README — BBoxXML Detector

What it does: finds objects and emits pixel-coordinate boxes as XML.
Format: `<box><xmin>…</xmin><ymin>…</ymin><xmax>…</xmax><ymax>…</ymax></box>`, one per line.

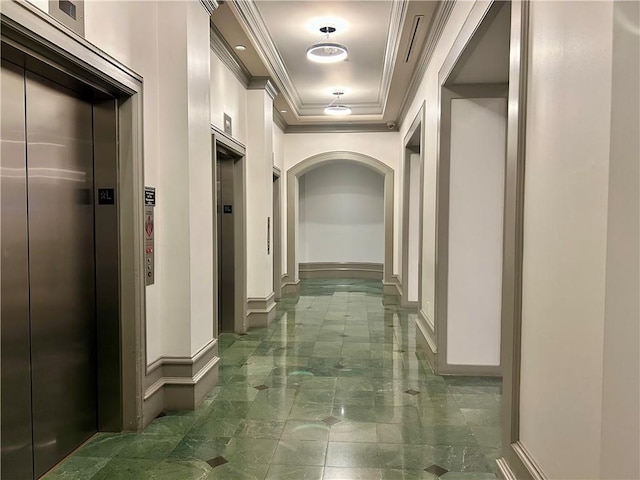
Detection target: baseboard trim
<box><xmin>512</xmin><ymin>441</ymin><xmax>547</xmax><ymax>480</ymax></box>
<box><xmin>299</xmin><ymin>262</ymin><xmax>383</xmax><ymax>280</ymax></box>
<box><xmin>281</xmin><ymin>275</ymin><xmax>300</xmax><ymax>295</ymax></box>
<box><xmin>247</xmin><ymin>293</ymin><xmax>277</xmax><ymax>328</ymax></box>
<box><xmin>497</xmin><ymin>457</ymin><xmax>518</xmax><ymax>480</ymax></box>
<box><xmin>143</xmin><ymin>339</ymin><xmax>219</xmax><ymax>426</ymax></box>
<box><xmin>383</xmin><ymin>275</ymin><xmax>402</xmax><ymax>304</ymax></box>
<box><xmin>437</xmin><ymin>362</ymin><xmax>502</xmax><ymax>377</ymax></box>
<box><xmin>415</xmin><ymin>310</ymin><xmax>437</xmax><ymax>371</ymax></box>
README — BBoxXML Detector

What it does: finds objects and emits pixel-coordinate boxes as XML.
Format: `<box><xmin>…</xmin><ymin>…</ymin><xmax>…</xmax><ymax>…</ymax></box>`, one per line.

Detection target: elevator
<box><xmin>216</xmin><ymin>149</ymin><xmax>236</xmax><ymax>333</ymax></box>
<box><xmin>1</xmin><ymin>48</ymin><xmax>121</xmax><ymax>479</ymax></box>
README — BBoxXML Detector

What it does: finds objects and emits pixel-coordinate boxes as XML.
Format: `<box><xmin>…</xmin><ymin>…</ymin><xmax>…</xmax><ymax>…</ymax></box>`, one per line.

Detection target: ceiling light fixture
<box><xmin>307</xmin><ymin>26</ymin><xmax>348</xmax><ymax>64</ymax></box>
<box><xmin>234</xmin><ymin>45</ymin><xmax>246</xmax><ymax>51</ymax></box>
<box><xmin>324</xmin><ymin>91</ymin><xmax>352</xmax><ymax>116</ymax></box>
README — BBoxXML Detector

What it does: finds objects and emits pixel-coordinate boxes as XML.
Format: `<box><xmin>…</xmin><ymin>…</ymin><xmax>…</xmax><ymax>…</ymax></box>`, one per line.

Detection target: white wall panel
<box><xmin>83</xmin><ymin>0</ymin><xmax>164</xmax><ymax>361</ymax></box>
<box><xmin>284</xmin><ymin>132</ymin><xmax>400</xmax><ymax>274</ymax></box>
<box><xmin>399</xmin><ymin>0</ymin><xmax>476</xmax><ymax>326</ymax></box>
<box><xmin>519</xmin><ymin>2</ymin><xmax>613</xmax><ymax>477</ymax></box>
<box><xmin>299</xmin><ymin>162</ymin><xmax>384</xmax><ymax>263</ymax></box>
<box><xmin>210</xmin><ymin>53</ymin><xmax>247</xmax><ymax>145</ymax></box>
<box><xmin>446</xmin><ymin>97</ymin><xmax>506</xmax><ymax>367</ymax></box>
<box><xmin>83</xmin><ymin>1</ymin><xmax>214</xmax><ymax>359</ymax></box>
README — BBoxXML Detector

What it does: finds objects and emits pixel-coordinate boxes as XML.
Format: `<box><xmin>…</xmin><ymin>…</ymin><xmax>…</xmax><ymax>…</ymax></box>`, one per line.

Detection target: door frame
<box><xmin>212</xmin><ymin>126</ymin><xmax>247</xmax><ymax>334</ymax></box>
<box><xmin>400</xmin><ymin>103</ymin><xmax>425</xmax><ymax>309</ymax></box>
<box><xmin>498</xmin><ymin>1</ymin><xmax>534</xmax><ymax>477</ymax></box>
<box><xmin>1</xmin><ymin>1</ymin><xmax>146</xmax><ymax>432</ymax></box>
<box><xmin>272</xmin><ymin>166</ymin><xmax>282</xmax><ymax>300</ymax></box>
<box><xmin>434</xmin><ymin>82</ymin><xmax>508</xmax><ymax>378</ymax></box>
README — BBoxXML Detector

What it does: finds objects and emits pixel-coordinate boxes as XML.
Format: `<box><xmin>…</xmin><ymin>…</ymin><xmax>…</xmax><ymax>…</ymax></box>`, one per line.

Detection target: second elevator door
<box><xmin>0</xmin><ymin>61</ymin><xmax>97</xmax><ymax>478</ymax></box>
<box><xmin>217</xmin><ymin>153</ymin><xmax>235</xmax><ymax>333</ymax></box>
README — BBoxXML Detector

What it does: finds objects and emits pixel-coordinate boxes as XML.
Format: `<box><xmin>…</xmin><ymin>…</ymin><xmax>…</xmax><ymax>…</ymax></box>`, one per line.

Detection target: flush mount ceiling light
<box><xmin>307</xmin><ymin>26</ymin><xmax>348</xmax><ymax>64</ymax></box>
<box><xmin>324</xmin><ymin>91</ymin><xmax>352</xmax><ymax>116</ymax></box>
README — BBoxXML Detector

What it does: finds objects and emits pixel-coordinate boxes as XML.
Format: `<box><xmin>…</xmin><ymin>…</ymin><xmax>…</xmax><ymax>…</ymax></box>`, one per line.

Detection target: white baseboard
<box><xmin>299</xmin><ymin>262</ymin><xmax>383</xmax><ymax>280</ymax></box>
<box><xmin>247</xmin><ymin>293</ymin><xmax>277</xmax><ymax>328</ymax></box>
<box><xmin>143</xmin><ymin>339</ymin><xmax>219</xmax><ymax>427</ymax></box>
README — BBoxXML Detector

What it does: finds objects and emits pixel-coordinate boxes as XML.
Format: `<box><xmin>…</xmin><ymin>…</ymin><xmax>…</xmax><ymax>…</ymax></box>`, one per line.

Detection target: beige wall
<box><xmin>38</xmin><ymin>0</ymin><xmax>215</xmax><ymax>361</ymax></box>
<box><xmin>599</xmin><ymin>2</ymin><xmax>639</xmax><ymax>478</ymax></box>
<box><xmin>283</xmin><ymin>132</ymin><xmax>400</xmax><ymax>277</ymax></box>
<box><xmin>399</xmin><ymin>0</ymin><xmax>476</xmax><ymax>325</ymax></box>
<box><xmin>519</xmin><ymin>3</ymin><xmax>613</xmax><ymax>477</ymax></box>
<box><xmin>246</xmin><ymin>89</ymin><xmax>275</xmax><ymax>300</ymax></box>
<box><xmin>81</xmin><ymin>0</ymin><xmax>163</xmax><ymax>362</ymax></box>
<box><xmin>400</xmin><ymin>1</ymin><xmax>638</xmax><ymax>477</ymax></box>
<box><xmin>273</xmin><ymin>124</ymin><xmax>286</xmax><ymax>275</ymax></box>
<box><xmin>210</xmin><ymin>53</ymin><xmax>248</xmax><ymax>145</ymax></box>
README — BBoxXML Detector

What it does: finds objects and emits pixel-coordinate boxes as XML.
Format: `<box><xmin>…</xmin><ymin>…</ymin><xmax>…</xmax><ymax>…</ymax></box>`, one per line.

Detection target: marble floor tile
<box><xmin>271</xmin><ymin>439</ymin><xmax>328</xmax><ymax>466</ymax></box>
<box><xmin>44</xmin><ymin>279</ymin><xmax>502</xmax><ymax>479</ymax></box>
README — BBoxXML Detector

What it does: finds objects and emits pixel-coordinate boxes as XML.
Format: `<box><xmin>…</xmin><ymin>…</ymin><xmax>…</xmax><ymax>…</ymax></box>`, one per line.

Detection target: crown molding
<box><xmin>210</xmin><ymin>24</ymin><xmax>251</xmax><ymax>87</ymax></box>
<box><xmin>230</xmin><ymin>0</ymin><xmax>408</xmax><ymax>118</ymax></box>
<box><xmin>285</xmin><ymin>123</ymin><xmax>398</xmax><ymax>134</ymax></box>
<box><xmin>379</xmin><ymin>0</ymin><xmax>409</xmax><ymax>109</ymax></box>
<box><xmin>230</xmin><ymin>1</ymin><xmax>302</xmax><ymax>107</ymax></box>
<box><xmin>248</xmin><ymin>76</ymin><xmax>278</xmax><ymax>100</ymax></box>
<box><xmin>200</xmin><ymin>0</ymin><xmax>219</xmax><ymax>16</ymax></box>
<box><xmin>398</xmin><ymin>0</ymin><xmax>456</xmax><ymax>127</ymax></box>
<box><xmin>273</xmin><ymin>108</ymin><xmax>287</xmax><ymax>131</ymax></box>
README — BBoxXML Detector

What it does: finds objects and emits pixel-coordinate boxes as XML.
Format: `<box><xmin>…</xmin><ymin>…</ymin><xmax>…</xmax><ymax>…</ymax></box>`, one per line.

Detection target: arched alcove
<box><xmin>285</xmin><ymin>151</ymin><xmax>394</xmax><ymax>293</ymax></box>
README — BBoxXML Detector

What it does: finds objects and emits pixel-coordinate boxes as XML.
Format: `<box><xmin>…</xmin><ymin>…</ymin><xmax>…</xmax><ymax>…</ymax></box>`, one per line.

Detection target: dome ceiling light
<box><xmin>324</xmin><ymin>91</ymin><xmax>352</xmax><ymax>116</ymax></box>
<box><xmin>306</xmin><ymin>26</ymin><xmax>348</xmax><ymax>64</ymax></box>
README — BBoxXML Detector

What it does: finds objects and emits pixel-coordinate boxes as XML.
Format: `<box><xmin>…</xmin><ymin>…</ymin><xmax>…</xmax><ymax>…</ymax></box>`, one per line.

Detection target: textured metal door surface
<box><xmin>25</xmin><ymin>71</ymin><xmax>98</xmax><ymax>478</ymax></box>
<box><xmin>0</xmin><ymin>61</ymin><xmax>98</xmax><ymax>478</ymax></box>
<box><xmin>217</xmin><ymin>155</ymin><xmax>235</xmax><ymax>333</ymax></box>
<box><xmin>1</xmin><ymin>60</ymin><xmax>35</xmax><ymax>480</ymax></box>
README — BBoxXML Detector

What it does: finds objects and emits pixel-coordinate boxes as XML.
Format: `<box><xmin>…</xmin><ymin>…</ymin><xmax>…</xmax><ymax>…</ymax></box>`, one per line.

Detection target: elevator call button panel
<box><xmin>144</xmin><ymin>186</ymin><xmax>156</xmax><ymax>286</ymax></box>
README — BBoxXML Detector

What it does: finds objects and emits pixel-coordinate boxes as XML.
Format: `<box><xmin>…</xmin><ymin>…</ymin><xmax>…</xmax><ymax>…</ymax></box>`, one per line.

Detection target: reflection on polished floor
<box><xmin>46</xmin><ymin>279</ymin><xmax>501</xmax><ymax>480</ymax></box>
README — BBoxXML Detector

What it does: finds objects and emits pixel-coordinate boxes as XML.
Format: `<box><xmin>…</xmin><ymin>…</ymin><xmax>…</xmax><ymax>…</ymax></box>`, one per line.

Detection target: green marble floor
<box><xmin>45</xmin><ymin>279</ymin><xmax>502</xmax><ymax>480</ymax></box>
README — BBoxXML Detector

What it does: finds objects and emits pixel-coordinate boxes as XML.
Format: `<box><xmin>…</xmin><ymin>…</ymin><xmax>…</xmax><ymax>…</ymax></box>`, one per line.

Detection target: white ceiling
<box><xmin>214</xmin><ymin>0</ymin><xmax>442</xmax><ymax>128</ymax></box>
<box><xmin>252</xmin><ymin>1</ymin><xmax>399</xmax><ymax>116</ymax></box>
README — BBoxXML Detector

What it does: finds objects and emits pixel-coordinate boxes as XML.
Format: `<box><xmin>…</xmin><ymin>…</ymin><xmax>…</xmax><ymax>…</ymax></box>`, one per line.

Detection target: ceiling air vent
<box><xmin>404</xmin><ymin>15</ymin><xmax>424</xmax><ymax>63</ymax></box>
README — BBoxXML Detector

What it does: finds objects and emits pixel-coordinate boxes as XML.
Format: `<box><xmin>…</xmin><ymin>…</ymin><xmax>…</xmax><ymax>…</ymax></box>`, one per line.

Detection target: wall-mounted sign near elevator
<box><xmin>144</xmin><ymin>186</ymin><xmax>156</xmax><ymax>206</ymax></box>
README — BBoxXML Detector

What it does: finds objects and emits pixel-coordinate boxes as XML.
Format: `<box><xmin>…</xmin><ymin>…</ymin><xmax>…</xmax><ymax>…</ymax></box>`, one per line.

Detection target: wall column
<box><xmin>143</xmin><ymin>0</ymin><xmax>217</xmax><ymax>421</ymax></box>
<box><xmin>246</xmin><ymin>79</ymin><xmax>278</xmax><ymax>327</ymax></box>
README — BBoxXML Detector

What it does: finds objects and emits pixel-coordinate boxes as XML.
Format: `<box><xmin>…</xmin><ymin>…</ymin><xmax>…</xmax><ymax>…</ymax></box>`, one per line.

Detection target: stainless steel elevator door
<box><xmin>26</xmin><ymin>71</ymin><xmax>98</xmax><ymax>478</ymax></box>
<box><xmin>217</xmin><ymin>154</ymin><xmax>235</xmax><ymax>333</ymax></box>
<box><xmin>1</xmin><ymin>60</ymin><xmax>34</xmax><ymax>480</ymax></box>
<box><xmin>0</xmin><ymin>61</ymin><xmax>98</xmax><ymax>478</ymax></box>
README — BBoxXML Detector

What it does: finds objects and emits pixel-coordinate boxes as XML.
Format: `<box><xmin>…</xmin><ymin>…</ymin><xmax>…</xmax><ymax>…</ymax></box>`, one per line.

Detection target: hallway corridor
<box><xmin>46</xmin><ymin>280</ymin><xmax>501</xmax><ymax>480</ymax></box>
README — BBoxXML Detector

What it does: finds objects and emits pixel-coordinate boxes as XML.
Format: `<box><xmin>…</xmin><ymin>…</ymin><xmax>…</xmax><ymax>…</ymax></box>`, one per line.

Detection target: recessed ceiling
<box><xmin>212</xmin><ymin>0</ymin><xmax>441</xmax><ymax>128</ymax></box>
<box><xmin>448</xmin><ymin>2</ymin><xmax>511</xmax><ymax>85</ymax></box>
